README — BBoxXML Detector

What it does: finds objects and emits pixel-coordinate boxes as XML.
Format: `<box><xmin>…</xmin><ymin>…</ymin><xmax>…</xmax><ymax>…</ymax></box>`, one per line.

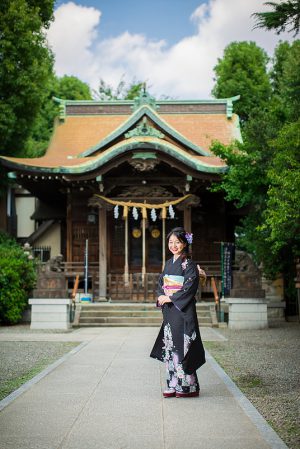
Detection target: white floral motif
<box><xmin>181</xmin><ymin>259</ymin><xmax>188</xmax><ymax>270</ymax></box>
<box><xmin>163</xmin><ymin>323</ymin><xmax>173</xmax><ymax>361</ymax></box>
<box><xmin>184</xmin><ymin>331</ymin><xmax>196</xmax><ymax>357</ymax></box>
<box><xmin>176</xmin><ymin>364</ymin><xmax>185</xmax><ymax>379</ymax></box>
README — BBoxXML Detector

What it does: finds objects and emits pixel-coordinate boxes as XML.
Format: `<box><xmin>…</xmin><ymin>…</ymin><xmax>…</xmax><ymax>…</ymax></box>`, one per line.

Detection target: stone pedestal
<box><xmin>33</xmin><ymin>272</ymin><xmax>68</xmax><ymax>299</ymax></box>
<box><xmin>227</xmin><ymin>298</ymin><xmax>268</xmax><ymax>330</ymax></box>
<box><xmin>29</xmin><ymin>298</ymin><xmax>71</xmax><ymax>330</ymax></box>
<box><xmin>262</xmin><ymin>276</ymin><xmax>285</xmax><ymax>324</ymax></box>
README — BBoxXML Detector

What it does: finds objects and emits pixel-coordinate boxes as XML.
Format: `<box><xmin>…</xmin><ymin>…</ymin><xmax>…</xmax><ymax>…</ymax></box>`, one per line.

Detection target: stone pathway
<box><xmin>0</xmin><ymin>327</ymin><xmax>288</xmax><ymax>449</ymax></box>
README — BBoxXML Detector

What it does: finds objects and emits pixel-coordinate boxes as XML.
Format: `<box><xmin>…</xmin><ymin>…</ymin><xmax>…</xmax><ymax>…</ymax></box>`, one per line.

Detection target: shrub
<box><xmin>0</xmin><ymin>233</ymin><xmax>36</xmax><ymax>324</ymax></box>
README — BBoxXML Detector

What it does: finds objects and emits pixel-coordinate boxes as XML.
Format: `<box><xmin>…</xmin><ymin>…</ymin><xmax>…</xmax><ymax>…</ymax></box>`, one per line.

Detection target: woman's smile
<box><xmin>168</xmin><ymin>235</ymin><xmax>186</xmax><ymax>255</ymax></box>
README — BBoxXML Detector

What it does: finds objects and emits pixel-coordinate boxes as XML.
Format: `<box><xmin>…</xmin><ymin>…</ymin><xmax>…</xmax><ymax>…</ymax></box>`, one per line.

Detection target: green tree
<box><xmin>55</xmin><ymin>75</ymin><xmax>92</xmax><ymax>100</ymax></box>
<box><xmin>0</xmin><ymin>232</ymin><xmax>36</xmax><ymax>324</ymax></box>
<box><xmin>25</xmin><ymin>75</ymin><xmax>92</xmax><ymax>157</ymax></box>
<box><xmin>276</xmin><ymin>40</ymin><xmax>300</xmax><ymax>121</ymax></box>
<box><xmin>211</xmin><ymin>39</ymin><xmax>300</xmax><ymax>287</ymax></box>
<box><xmin>212</xmin><ymin>41</ymin><xmax>272</xmax><ymax>122</ymax></box>
<box><xmin>262</xmin><ymin>120</ymin><xmax>300</xmax><ymax>255</ymax></box>
<box><xmin>0</xmin><ymin>0</ymin><xmax>55</xmax><ymax>157</ymax></box>
<box><xmin>95</xmin><ymin>78</ymin><xmax>145</xmax><ymax>100</ymax></box>
<box><xmin>253</xmin><ymin>1</ymin><xmax>300</xmax><ymax>36</ymax></box>
<box><xmin>270</xmin><ymin>41</ymin><xmax>291</xmax><ymax>93</ymax></box>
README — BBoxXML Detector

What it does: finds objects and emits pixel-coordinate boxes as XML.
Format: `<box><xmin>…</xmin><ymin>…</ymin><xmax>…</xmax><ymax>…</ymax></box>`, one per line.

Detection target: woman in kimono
<box><xmin>150</xmin><ymin>227</ymin><xmax>206</xmax><ymax>398</ymax></box>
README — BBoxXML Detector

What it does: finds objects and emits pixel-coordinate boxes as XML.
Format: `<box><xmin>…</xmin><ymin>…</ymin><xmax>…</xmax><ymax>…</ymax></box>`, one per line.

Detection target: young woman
<box><xmin>150</xmin><ymin>227</ymin><xmax>206</xmax><ymax>398</ymax></box>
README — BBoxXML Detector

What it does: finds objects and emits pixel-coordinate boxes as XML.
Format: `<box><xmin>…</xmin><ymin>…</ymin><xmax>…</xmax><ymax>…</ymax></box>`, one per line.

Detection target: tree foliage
<box><xmin>95</xmin><ymin>78</ymin><xmax>145</xmax><ymax>100</ymax></box>
<box><xmin>212</xmin><ymin>42</ymin><xmax>272</xmax><ymax>122</ymax></box>
<box><xmin>211</xmin><ymin>39</ymin><xmax>300</xmax><ymax>286</ymax></box>
<box><xmin>0</xmin><ymin>0</ymin><xmax>55</xmax><ymax>157</ymax></box>
<box><xmin>262</xmin><ymin>120</ymin><xmax>300</xmax><ymax>254</ymax></box>
<box><xmin>276</xmin><ymin>40</ymin><xmax>300</xmax><ymax>121</ymax></box>
<box><xmin>0</xmin><ymin>232</ymin><xmax>36</xmax><ymax>324</ymax></box>
<box><xmin>253</xmin><ymin>1</ymin><xmax>300</xmax><ymax>36</ymax></box>
<box><xmin>55</xmin><ymin>75</ymin><xmax>92</xmax><ymax>101</ymax></box>
<box><xmin>25</xmin><ymin>75</ymin><xmax>92</xmax><ymax>157</ymax></box>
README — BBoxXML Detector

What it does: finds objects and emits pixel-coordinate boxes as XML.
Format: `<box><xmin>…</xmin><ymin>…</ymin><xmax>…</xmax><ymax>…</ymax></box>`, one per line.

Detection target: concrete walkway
<box><xmin>0</xmin><ymin>328</ymin><xmax>288</xmax><ymax>449</ymax></box>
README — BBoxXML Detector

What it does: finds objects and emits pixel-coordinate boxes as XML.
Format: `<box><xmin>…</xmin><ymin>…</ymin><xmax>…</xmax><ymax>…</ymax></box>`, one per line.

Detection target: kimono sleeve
<box><xmin>156</xmin><ymin>272</ymin><xmax>165</xmax><ymax>297</ymax></box>
<box><xmin>156</xmin><ymin>263</ymin><xmax>167</xmax><ymax>308</ymax></box>
<box><xmin>170</xmin><ymin>260</ymin><xmax>199</xmax><ymax>311</ymax></box>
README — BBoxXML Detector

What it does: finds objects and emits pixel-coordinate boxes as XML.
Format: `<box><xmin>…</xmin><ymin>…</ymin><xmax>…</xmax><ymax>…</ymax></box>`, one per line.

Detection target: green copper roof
<box><xmin>68</xmin><ymin>139</ymin><xmax>227</xmax><ymax>174</ymax></box>
<box><xmin>78</xmin><ymin>104</ymin><xmax>211</xmax><ymax>158</ymax></box>
<box><xmin>2</xmin><ymin>139</ymin><xmax>227</xmax><ymax>175</ymax></box>
<box><xmin>53</xmin><ymin>94</ymin><xmax>240</xmax><ymax>119</ymax></box>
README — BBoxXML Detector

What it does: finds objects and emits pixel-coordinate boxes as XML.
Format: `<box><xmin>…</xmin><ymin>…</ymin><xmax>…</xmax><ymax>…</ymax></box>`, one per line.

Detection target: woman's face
<box><xmin>168</xmin><ymin>234</ymin><xmax>186</xmax><ymax>257</ymax></box>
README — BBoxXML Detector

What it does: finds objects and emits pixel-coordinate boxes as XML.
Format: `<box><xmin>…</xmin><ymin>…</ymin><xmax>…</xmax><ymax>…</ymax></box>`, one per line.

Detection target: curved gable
<box><xmin>79</xmin><ymin>105</ymin><xmax>211</xmax><ymax>158</ymax></box>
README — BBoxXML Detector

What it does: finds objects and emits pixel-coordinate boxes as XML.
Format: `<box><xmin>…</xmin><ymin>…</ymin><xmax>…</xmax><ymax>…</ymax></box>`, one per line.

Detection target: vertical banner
<box><xmin>84</xmin><ymin>239</ymin><xmax>88</xmax><ymax>294</ymax></box>
<box><xmin>221</xmin><ymin>242</ymin><xmax>235</xmax><ymax>297</ymax></box>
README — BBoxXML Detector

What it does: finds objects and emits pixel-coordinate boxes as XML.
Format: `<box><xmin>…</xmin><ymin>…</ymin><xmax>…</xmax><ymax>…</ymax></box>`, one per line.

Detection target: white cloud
<box><xmin>47</xmin><ymin>2</ymin><xmax>101</xmax><ymax>77</ymax></box>
<box><xmin>47</xmin><ymin>0</ymin><xmax>293</xmax><ymax>99</ymax></box>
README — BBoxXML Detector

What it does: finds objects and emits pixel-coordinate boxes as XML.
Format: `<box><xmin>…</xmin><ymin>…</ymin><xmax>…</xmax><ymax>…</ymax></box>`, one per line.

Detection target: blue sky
<box><xmin>54</xmin><ymin>0</ymin><xmax>205</xmax><ymax>45</ymax></box>
<box><xmin>48</xmin><ymin>1</ymin><xmax>293</xmax><ymax>99</ymax></box>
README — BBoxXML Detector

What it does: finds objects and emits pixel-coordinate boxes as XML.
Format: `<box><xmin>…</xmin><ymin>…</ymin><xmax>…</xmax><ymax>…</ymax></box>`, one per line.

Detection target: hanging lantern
<box><xmin>168</xmin><ymin>204</ymin><xmax>175</xmax><ymax>219</ymax></box>
<box><xmin>132</xmin><ymin>207</ymin><xmax>139</xmax><ymax>220</ymax></box>
<box><xmin>114</xmin><ymin>205</ymin><xmax>119</xmax><ymax>219</ymax></box>
<box><xmin>150</xmin><ymin>208</ymin><xmax>157</xmax><ymax>222</ymax></box>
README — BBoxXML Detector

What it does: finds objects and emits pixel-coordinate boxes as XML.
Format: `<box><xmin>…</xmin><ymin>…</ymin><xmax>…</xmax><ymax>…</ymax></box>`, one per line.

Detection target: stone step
<box><xmin>80</xmin><ymin>309</ymin><xmax>210</xmax><ymax>319</ymax></box>
<box><xmin>79</xmin><ymin>317</ymin><xmax>163</xmax><ymax>324</ymax></box>
<box><xmin>80</xmin><ymin>311</ymin><xmax>161</xmax><ymax>318</ymax></box>
<box><xmin>77</xmin><ymin>302</ymin><xmax>215</xmax><ymax>327</ymax></box>
<box><xmin>80</xmin><ymin>302</ymin><xmax>214</xmax><ymax>310</ymax></box>
<box><xmin>79</xmin><ymin>314</ymin><xmax>212</xmax><ymax>324</ymax></box>
<box><xmin>76</xmin><ymin>322</ymin><xmax>214</xmax><ymax>328</ymax></box>
<box><xmin>77</xmin><ymin>323</ymin><xmax>161</xmax><ymax>327</ymax></box>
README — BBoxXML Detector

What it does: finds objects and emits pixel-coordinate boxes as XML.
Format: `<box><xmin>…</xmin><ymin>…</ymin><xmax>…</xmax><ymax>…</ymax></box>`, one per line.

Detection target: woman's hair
<box><xmin>167</xmin><ymin>227</ymin><xmax>190</xmax><ymax>259</ymax></box>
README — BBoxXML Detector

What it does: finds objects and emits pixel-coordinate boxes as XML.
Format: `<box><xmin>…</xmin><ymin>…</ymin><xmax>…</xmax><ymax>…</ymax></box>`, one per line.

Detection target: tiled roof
<box><xmin>1</xmin><ymin>98</ymin><xmax>241</xmax><ymax>174</ymax></box>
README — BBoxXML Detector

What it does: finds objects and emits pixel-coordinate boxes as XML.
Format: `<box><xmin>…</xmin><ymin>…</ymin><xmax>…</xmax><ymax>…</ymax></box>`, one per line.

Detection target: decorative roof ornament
<box><xmin>125</xmin><ymin>117</ymin><xmax>165</xmax><ymax>139</ymax></box>
<box><xmin>52</xmin><ymin>97</ymin><xmax>66</xmax><ymax>121</ymax></box>
<box><xmin>226</xmin><ymin>95</ymin><xmax>240</xmax><ymax>119</ymax></box>
<box><xmin>132</xmin><ymin>83</ymin><xmax>158</xmax><ymax>111</ymax></box>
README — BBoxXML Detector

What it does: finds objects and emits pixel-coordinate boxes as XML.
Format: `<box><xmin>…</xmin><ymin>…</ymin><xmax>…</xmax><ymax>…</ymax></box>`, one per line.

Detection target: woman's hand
<box><xmin>197</xmin><ymin>265</ymin><xmax>207</xmax><ymax>286</ymax></box>
<box><xmin>157</xmin><ymin>295</ymin><xmax>172</xmax><ymax>306</ymax></box>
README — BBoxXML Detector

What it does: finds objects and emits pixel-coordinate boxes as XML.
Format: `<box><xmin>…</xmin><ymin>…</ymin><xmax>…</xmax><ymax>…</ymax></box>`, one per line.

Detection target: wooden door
<box><xmin>72</xmin><ymin>222</ymin><xmax>99</xmax><ymax>263</ymax></box>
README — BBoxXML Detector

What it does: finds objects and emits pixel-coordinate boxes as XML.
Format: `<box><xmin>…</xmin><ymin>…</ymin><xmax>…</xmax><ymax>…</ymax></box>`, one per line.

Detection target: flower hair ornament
<box><xmin>185</xmin><ymin>233</ymin><xmax>193</xmax><ymax>244</ymax></box>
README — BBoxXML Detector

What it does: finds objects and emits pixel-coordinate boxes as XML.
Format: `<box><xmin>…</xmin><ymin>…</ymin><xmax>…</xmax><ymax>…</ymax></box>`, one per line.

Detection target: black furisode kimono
<box><xmin>150</xmin><ymin>256</ymin><xmax>206</xmax><ymax>393</ymax></box>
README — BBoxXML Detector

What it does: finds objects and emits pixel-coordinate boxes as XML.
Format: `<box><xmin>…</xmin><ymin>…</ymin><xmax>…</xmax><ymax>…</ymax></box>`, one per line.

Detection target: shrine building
<box><xmin>0</xmin><ymin>90</ymin><xmax>242</xmax><ymax>301</ymax></box>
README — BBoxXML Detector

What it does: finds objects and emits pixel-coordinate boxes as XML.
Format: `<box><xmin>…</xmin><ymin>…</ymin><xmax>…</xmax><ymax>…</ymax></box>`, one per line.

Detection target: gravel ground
<box><xmin>0</xmin><ymin>341</ymin><xmax>79</xmax><ymax>400</ymax></box>
<box><xmin>204</xmin><ymin>322</ymin><xmax>300</xmax><ymax>449</ymax></box>
<box><xmin>0</xmin><ymin>324</ymin><xmax>72</xmax><ymax>333</ymax></box>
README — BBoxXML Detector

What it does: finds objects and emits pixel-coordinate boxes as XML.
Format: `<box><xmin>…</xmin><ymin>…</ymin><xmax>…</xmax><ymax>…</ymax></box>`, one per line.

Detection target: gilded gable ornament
<box><xmin>125</xmin><ymin>117</ymin><xmax>164</xmax><ymax>139</ymax></box>
<box><xmin>129</xmin><ymin>158</ymin><xmax>159</xmax><ymax>172</ymax></box>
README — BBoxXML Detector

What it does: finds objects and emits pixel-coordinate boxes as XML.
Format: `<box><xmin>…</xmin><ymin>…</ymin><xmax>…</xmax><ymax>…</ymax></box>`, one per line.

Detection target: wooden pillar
<box><xmin>66</xmin><ymin>192</ymin><xmax>72</xmax><ymax>262</ymax></box>
<box><xmin>141</xmin><ymin>206</ymin><xmax>148</xmax><ymax>286</ymax></box>
<box><xmin>184</xmin><ymin>206</ymin><xmax>191</xmax><ymax>233</ymax></box>
<box><xmin>184</xmin><ymin>206</ymin><xmax>192</xmax><ymax>255</ymax></box>
<box><xmin>124</xmin><ymin>213</ymin><xmax>129</xmax><ymax>286</ymax></box>
<box><xmin>99</xmin><ymin>207</ymin><xmax>107</xmax><ymax>300</ymax></box>
<box><xmin>162</xmin><ymin>207</ymin><xmax>166</xmax><ymax>270</ymax></box>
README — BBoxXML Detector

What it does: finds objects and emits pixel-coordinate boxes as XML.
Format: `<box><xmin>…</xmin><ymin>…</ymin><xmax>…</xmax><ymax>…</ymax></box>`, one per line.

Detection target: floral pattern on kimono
<box><xmin>150</xmin><ymin>256</ymin><xmax>206</xmax><ymax>386</ymax></box>
<box><xmin>163</xmin><ymin>323</ymin><xmax>199</xmax><ymax>393</ymax></box>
